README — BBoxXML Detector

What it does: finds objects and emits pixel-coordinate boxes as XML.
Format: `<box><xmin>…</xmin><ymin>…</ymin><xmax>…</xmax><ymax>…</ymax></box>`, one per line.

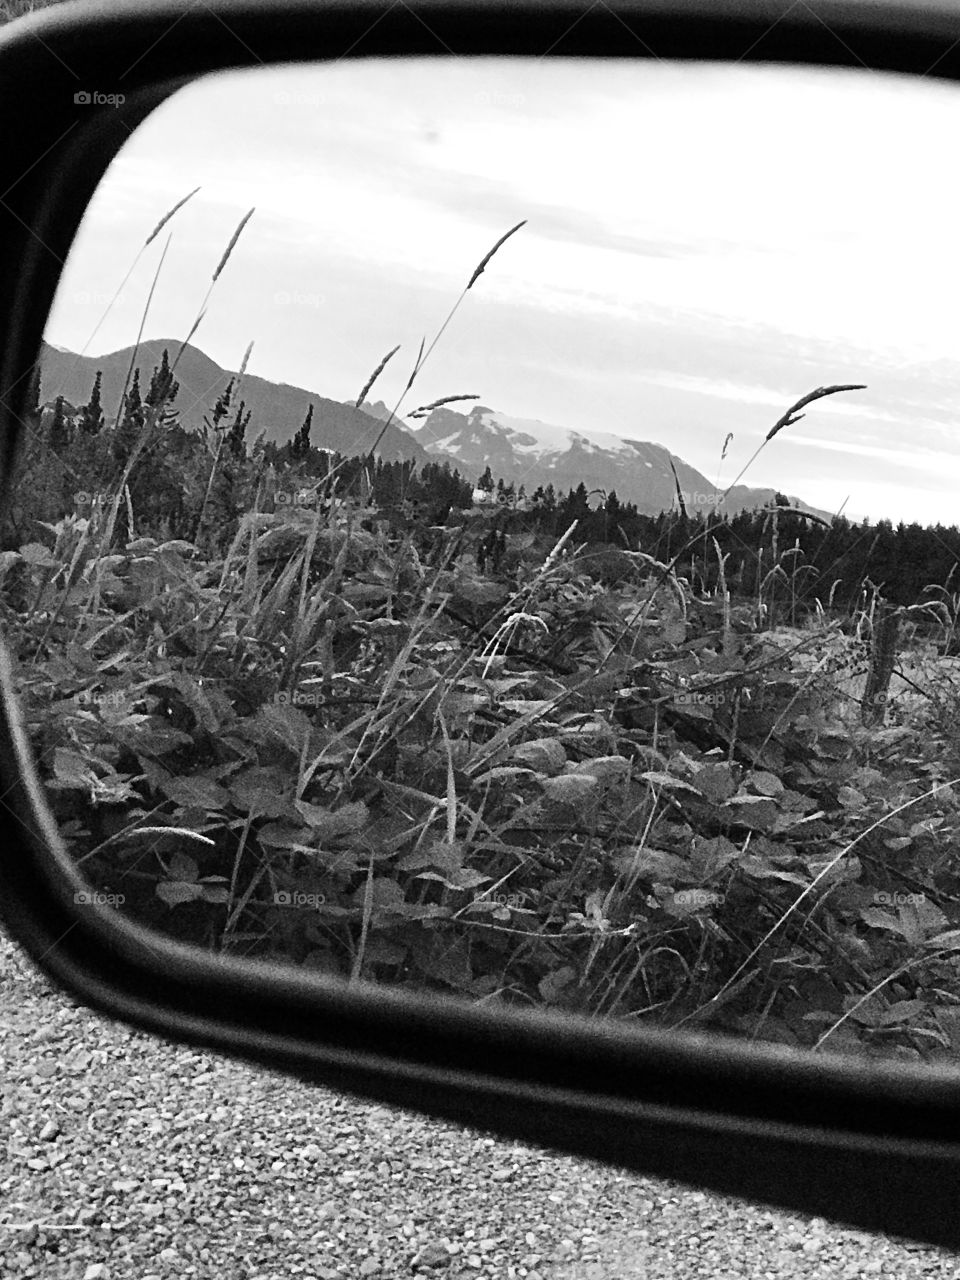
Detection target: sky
<box><xmin>43</xmin><ymin>57</ymin><xmax>960</xmax><ymax>529</ymax></box>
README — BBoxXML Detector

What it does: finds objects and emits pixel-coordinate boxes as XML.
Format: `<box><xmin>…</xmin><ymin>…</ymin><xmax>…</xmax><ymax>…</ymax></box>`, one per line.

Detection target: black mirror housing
<box><xmin>4</xmin><ymin>0</ymin><xmax>960</xmax><ymax>1250</ymax></box>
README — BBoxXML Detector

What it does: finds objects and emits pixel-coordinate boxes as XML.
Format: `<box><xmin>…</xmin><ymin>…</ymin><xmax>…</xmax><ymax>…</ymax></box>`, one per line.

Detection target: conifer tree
<box><xmin>79</xmin><ymin>370</ymin><xmax>104</xmax><ymax>436</ymax></box>
<box><xmin>249</xmin><ymin>430</ymin><xmax>267</xmax><ymax>463</ymax></box>
<box><xmin>196</xmin><ymin>380</ymin><xmax>248</xmax><ymax>551</ymax></box>
<box><xmin>48</xmin><ymin>395</ymin><xmax>68</xmax><ymax>453</ymax></box>
<box><xmin>146</xmin><ymin>348</ymin><xmax>179</xmax><ymax>409</ymax></box>
<box><xmin>226</xmin><ymin>401</ymin><xmax>250</xmax><ymax>460</ymax></box>
<box><xmin>114</xmin><ymin>368</ymin><xmax>144</xmax><ymax>467</ymax></box>
<box><xmin>293</xmin><ymin>404</ymin><xmax>313</xmax><ymax>460</ymax></box>
<box><xmin>208</xmin><ymin>379</ymin><xmax>234</xmax><ymax>435</ymax></box>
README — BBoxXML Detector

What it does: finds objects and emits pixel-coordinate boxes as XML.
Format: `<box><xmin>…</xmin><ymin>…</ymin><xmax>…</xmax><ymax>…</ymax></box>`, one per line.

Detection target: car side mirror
<box><xmin>4</xmin><ymin>0</ymin><xmax>960</xmax><ymax>1252</ymax></box>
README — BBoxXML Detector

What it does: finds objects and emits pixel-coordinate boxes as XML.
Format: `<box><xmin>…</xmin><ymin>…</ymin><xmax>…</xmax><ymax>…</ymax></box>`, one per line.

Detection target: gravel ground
<box><xmin>3</xmin><ymin>932</ymin><xmax>960</xmax><ymax>1280</ymax></box>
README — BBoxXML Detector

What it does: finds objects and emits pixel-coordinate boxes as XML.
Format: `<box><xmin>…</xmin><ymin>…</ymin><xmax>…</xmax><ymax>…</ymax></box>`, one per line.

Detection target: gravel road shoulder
<box><xmin>2</xmin><ymin>932</ymin><xmax>958</xmax><ymax>1280</ymax></box>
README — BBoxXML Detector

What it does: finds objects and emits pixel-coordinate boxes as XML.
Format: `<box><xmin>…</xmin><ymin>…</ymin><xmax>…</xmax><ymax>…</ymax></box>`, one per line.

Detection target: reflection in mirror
<box><xmin>18</xmin><ymin>56</ymin><xmax>960</xmax><ymax>1062</ymax></box>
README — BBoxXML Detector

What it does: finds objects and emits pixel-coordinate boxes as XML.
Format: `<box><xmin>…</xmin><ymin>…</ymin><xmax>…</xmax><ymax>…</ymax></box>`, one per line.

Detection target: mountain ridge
<box><xmin>38</xmin><ymin>338</ymin><xmax>829</xmax><ymax>518</ymax></box>
<box><xmin>37</xmin><ymin>339</ymin><xmax>428</xmax><ymax>466</ymax></box>
<box><xmin>396</xmin><ymin>402</ymin><xmax>831</xmax><ymax>520</ymax></box>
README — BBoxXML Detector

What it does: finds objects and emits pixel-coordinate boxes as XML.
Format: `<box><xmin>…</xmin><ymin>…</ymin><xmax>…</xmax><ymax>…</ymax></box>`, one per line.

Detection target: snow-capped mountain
<box><xmin>393</xmin><ymin>403</ymin><xmax>828</xmax><ymax>519</ymax></box>
<box><xmin>39</xmin><ymin>335</ymin><xmax>826</xmax><ymax>518</ymax></box>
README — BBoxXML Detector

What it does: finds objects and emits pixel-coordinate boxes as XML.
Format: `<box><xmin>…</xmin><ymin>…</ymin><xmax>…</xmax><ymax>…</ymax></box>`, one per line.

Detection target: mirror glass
<box><xmin>20</xmin><ymin>56</ymin><xmax>960</xmax><ymax>1065</ymax></box>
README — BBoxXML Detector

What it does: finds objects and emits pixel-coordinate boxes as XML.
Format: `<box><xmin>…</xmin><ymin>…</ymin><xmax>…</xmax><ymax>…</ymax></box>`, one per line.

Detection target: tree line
<box><xmin>7</xmin><ymin>353</ymin><xmax>958</xmax><ymax>625</ymax></box>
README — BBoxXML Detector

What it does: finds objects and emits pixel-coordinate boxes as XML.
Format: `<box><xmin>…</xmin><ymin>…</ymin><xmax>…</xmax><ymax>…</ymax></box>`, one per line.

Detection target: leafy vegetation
<box><xmin>8</xmin><ymin>198</ymin><xmax>960</xmax><ymax>1069</ymax></box>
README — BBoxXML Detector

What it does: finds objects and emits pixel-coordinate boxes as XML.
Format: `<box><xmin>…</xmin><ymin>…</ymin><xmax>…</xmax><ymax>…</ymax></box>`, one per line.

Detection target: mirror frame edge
<box><xmin>3</xmin><ymin>0</ymin><xmax>960</xmax><ymax>1247</ymax></box>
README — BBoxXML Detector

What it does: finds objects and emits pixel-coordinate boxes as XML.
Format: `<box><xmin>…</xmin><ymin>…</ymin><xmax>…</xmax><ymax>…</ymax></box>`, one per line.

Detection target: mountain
<box><xmin>37</xmin><ymin>339</ymin><xmax>829</xmax><ymax>517</ymax></box>
<box><xmin>36</xmin><ymin>340</ymin><xmax>429</xmax><ymax>466</ymax></box>
<box><xmin>399</xmin><ymin>403</ymin><xmax>831</xmax><ymax>520</ymax></box>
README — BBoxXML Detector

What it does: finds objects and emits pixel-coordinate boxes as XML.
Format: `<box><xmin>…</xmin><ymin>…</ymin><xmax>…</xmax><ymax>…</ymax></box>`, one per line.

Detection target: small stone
<box><xmin>32</xmin><ymin>1027</ymin><xmax>63</xmax><ymax>1044</ymax></box>
<box><xmin>412</xmin><ymin>1242</ymin><xmax>450</xmax><ymax>1269</ymax></box>
<box><xmin>83</xmin><ymin>1266</ymin><xmax>110</xmax><ymax>1280</ymax></box>
<box><xmin>38</xmin><ymin>1119</ymin><xmax>60</xmax><ymax>1141</ymax></box>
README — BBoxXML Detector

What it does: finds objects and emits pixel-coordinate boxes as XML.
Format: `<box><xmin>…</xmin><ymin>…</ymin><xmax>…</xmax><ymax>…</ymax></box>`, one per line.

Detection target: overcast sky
<box><xmin>44</xmin><ymin>57</ymin><xmax>960</xmax><ymax>528</ymax></box>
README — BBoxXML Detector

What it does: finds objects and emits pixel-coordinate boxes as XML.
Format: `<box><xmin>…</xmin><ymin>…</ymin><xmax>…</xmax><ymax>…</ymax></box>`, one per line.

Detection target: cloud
<box><xmin>45</xmin><ymin>57</ymin><xmax>960</xmax><ymax>527</ymax></box>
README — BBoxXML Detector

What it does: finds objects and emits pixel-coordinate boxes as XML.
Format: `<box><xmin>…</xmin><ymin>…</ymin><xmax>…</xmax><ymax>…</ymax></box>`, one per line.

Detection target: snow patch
<box><xmin>474</xmin><ymin>409</ymin><xmax>639</xmax><ymax>460</ymax></box>
<box><xmin>423</xmin><ymin>432</ymin><xmax>461</xmax><ymax>450</ymax></box>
